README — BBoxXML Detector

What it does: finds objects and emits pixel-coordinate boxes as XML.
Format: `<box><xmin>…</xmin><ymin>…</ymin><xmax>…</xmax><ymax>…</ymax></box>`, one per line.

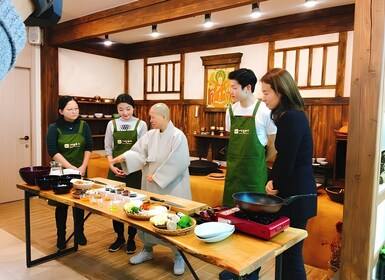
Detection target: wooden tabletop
<box><xmin>17</xmin><ymin>182</ymin><xmax>307</xmax><ymax>277</ymax></box>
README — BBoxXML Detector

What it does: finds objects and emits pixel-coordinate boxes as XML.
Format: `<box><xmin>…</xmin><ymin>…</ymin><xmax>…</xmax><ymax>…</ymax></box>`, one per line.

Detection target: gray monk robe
<box><xmin>120</xmin><ymin>121</ymin><xmax>191</xmax><ymax>200</ymax></box>
<box><xmin>120</xmin><ymin>121</ymin><xmax>192</xmax><ymax>251</ymax></box>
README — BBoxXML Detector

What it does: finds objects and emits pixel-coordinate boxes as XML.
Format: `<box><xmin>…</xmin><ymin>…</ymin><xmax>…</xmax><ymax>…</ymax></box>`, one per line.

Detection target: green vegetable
<box><xmin>177</xmin><ymin>215</ymin><xmax>191</xmax><ymax>228</ymax></box>
<box><xmin>131</xmin><ymin>206</ymin><xmax>140</xmax><ymax>213</ymax></box>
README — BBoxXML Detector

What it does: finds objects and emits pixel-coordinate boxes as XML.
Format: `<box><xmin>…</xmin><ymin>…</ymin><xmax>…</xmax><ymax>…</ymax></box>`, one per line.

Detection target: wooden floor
<box><xmin>0</xmin><ymin>197</ymin><xmax>328</xmax><ymax>279</ymax></box>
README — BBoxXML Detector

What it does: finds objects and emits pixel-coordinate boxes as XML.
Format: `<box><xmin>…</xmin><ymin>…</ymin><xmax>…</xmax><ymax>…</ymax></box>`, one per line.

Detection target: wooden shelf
<box><xmin>80</xmin><ymin>117</ymin><xmax>113</xmax><ymax>121</ymax></box>
<box><xmin>194</xmin><ymin>134</ymin><xmax>229</xmax><ymax>139</ymax></box>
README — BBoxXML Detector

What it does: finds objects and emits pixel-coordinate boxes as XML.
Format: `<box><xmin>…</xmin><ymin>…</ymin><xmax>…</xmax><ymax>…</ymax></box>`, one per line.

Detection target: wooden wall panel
<box><xmin>308</xmin><ymin>104</ymin><xmax>349</xmax><ymax>165</ymax></box>
<box><xmin>132</xmin><ymin>102</ymin><xmax>349</xmax><ymax>168</ymax></box>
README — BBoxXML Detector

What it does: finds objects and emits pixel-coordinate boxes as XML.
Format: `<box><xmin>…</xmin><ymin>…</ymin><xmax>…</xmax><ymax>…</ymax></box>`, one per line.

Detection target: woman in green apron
<box><xmin>46</xmin><ymin>96</ymin><xmax>93</xmax><ymax>250</ymax></box>
<box><xmin>104</xmin><ymin>94</ymin><xmax>147</xmax><ymax>254</ymax></box>
<box><xmin>220</xmin><ymin>69</ymin><xmax>277</xmax><ymax>280</ymax></box>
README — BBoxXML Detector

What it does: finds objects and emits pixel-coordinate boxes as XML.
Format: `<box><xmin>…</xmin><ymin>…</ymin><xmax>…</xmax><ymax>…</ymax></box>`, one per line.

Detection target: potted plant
<box><xmin>328</xmin><ymin>221</ymin><xmax>343</xmax><ymax>278</ymax></box>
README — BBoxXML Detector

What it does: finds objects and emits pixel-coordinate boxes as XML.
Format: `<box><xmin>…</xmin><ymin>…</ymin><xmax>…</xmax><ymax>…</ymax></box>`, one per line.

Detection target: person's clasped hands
<box><xmin>265</xmin><ymin>180</ymin><xmax>278</xmax><ymax>196</ymax></box>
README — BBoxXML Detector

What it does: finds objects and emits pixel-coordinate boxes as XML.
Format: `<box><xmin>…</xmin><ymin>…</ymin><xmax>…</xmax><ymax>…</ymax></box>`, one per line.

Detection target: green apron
<box><xmin>222</xmin><ymin>100</ymin><xmax>268</xmax><ymax>207</ymax></box>
<box><xmin>56</xmin><ymin>120</ymin><xmax>85</xmax><ymax>168</ymax></box>
<box><xmin>107</xmin><ymin>119</ymin><xmax>142</xmax><ymax>189</ymax></box>
<box><xmin>50</xmin><ymin>121</ymin><xmax>86</xmax><ymax>206</ymax></box>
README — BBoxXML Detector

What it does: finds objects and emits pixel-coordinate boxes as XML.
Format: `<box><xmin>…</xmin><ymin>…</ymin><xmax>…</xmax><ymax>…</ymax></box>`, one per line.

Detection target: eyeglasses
<box><xmin>65</xmin><ymin>108</ymin><xmax>79</xmax><ymax>112</ymax></box>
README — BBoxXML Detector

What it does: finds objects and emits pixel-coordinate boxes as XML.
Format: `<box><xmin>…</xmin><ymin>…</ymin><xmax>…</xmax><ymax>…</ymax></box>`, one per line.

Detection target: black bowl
<box><xmin>325</xmin><ymin>187</ymin><xmax>345</xmax><ymax>204</ymax></box>
<box><xmin>52</xmin><ymin>182</ymin><xmax>73</xmax><ymax>194</ymax></box>
<box><xmin>35</xmin><ymin>175</ymin><xmax>60</xmax><ymax>190</ymax></box>
<box><xmin>60</xmin><ymin>174</ymin><xmax>81</xmax><ymax>181</ymax></box>
<box><xmin>19</xmin><ymin>166</ymin><xmax>51</xmax><ymax>185</ymax></box>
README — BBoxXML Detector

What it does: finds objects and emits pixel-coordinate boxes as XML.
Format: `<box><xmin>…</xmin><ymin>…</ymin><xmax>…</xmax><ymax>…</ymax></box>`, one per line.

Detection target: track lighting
<box><xmin>304</xmin><ymin>0</ymin><xmax>317</xmax><ymax>8</ymax></box>
<box><xmin>204</xmin><ymin>13</ymin><xmax>213</xmax><ymax>28</ymax></box>
<box><xmin>104</xmin><ymin>35</ymin><xmax>112</xmax><ymax>46</ymax></box>
<box><xmin>251</xmin><ymin>3</ymin><xmax>261</xmax><ymax>18</ymax></box>
<box><xmin>151</xmin><ymin>24</ymin><xmax>160</xmax><ymax>38</ymax></box>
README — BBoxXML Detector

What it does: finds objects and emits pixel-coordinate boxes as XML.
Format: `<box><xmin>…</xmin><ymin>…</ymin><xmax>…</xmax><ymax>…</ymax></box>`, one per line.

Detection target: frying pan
<box><xmin>232</xmin><ymin>192</ymin><xmax>317</xmax><ymax>214</ymax></box>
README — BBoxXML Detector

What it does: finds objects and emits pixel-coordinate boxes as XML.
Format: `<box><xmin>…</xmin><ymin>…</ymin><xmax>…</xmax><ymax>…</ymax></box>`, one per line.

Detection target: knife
<box><xmin>84</xmin><ymin>179</ymin><xmax>107</xmax><ymax>186</ymax></box>
<box><xmin>150</xmin><ymin>196</ymin><xmax>185</xmax><ymax>208</ymax></box>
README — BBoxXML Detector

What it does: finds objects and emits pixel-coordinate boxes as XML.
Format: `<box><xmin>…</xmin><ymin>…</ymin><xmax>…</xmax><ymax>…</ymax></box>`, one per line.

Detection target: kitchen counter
<box><xmin>17</xmin><ymin>182</ymin><xmax>307</xmax><ymax>279</ymax></box>
<box><xmin>88</xmin><ymin>155</ymin><xmax>342</xmax><ymax>269</ymax></box>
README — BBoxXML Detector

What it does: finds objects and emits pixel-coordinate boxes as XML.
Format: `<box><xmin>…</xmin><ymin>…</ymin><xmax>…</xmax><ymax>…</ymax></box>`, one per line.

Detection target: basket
<box><xmin>125</xmin><ymin>212</ymin><xmax>155</xmax><ymax>221</ymax></box>
<box><xmin>152</xmin><ymin>218</ymin><xmax>196</xmax><ymax>236</ymax></box>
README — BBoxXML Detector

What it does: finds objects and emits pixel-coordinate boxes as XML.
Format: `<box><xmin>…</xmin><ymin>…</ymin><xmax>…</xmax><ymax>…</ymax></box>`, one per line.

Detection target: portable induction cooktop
<box><xmin>216</xmin><ymin>207</ymin><xmax>290</xmax><ymax>240</ymax></box>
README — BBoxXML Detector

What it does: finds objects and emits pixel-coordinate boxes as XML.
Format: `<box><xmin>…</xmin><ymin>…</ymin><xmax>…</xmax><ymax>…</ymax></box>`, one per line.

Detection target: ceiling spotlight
<box><xmin>204</xmin><ymin>13</ymin><xmax>213</xmax><ymax>28</ymax></box>
<box><xmin>251</xmin><ymin>3</ymin><xmax>261</xmax><ymax>18</ymax></box>
<box><xmin>304</xmin><ymin>0</ymin><xmax>317</xmax><ymax>8</ymax></box>
<box><xmin>104</xmin><ymin>35</ymin><xmax>112</xmax><ymax>46</ymax></box>
<box><xmin>151</xmin><ymin>24</ymin><xmax>160</xmax><ymax>38</ymax></box>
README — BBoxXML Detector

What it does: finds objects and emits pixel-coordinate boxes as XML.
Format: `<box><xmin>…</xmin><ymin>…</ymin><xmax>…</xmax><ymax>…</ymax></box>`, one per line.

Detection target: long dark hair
<box><xmin>56</xmin><ymin>95</ymin><xmax>80</xmax><ymax>127</ymax></box>
<box><xmin>260</xmin><ymin>68</ymin><xmax>305</xmax><ymax>123</ymax></box>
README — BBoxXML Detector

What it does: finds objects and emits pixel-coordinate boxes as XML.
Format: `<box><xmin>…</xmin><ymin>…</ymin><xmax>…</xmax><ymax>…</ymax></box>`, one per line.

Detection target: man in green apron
<box><xmin>222</xmin><ymin>69</ymin><xmax>277</xmax><ymax>207</ymax></box>
<box><xmin>220</xmin><ymin>69</ymin><xmax>277</xmax><ymax>279</ymax></box>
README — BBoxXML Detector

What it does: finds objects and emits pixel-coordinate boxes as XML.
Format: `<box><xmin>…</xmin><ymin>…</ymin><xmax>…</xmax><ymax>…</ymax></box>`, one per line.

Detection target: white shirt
<box><xmin>225</xmin><ymin>100</ymin><xmax>276</xmax><ymax>146</ymax></box>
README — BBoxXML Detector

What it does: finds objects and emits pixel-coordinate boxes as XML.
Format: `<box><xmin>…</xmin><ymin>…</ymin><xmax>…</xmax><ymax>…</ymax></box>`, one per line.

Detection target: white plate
<box><xmin>196</xmin><ymin>227</ymin><xmax>235</xmax><ymax>243</ymax></box>
<box><xmin>194</xmin><ymin>222</ymin><xmax>235</xmax><ymax>239</ymax></box>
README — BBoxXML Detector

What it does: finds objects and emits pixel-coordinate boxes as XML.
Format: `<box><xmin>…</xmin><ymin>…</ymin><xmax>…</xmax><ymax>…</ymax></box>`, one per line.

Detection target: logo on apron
<box><xmin>234</xmin><ymin>129</ymin><xmax>250</xmax><ymax>135</ymax></box>
<box><xmin>64</xmin><ymin>143</ymin><xmax>81</xmax><ymax>149</ymax></box>
<box><xmin>117</xmin><ymin>139</ymin><xmax>133</xmax><ymax>145</ymax></box>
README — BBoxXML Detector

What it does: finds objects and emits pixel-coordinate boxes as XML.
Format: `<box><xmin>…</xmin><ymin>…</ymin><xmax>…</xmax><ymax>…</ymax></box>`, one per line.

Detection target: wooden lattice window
<box><xmin>268</xmin><ymin>32</ymin><xmax>347</xmax><ymax>97</ymax></box>
<box><xmin>144</xmin><ymin>55</ymin><xmax>183</xmax><ymax>100</ymax></box>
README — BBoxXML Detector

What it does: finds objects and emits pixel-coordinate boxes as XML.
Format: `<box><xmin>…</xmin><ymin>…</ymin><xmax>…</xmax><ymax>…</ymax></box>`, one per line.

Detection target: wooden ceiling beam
<box><xmin>61</xmin><ymin>4</ymin><xmax>354</xmax><ymax>60</ymax></box>
<box><xmin>48</xmin><ymin>0</ymin><xmax>263</xmax><ymax>45</ymax></box>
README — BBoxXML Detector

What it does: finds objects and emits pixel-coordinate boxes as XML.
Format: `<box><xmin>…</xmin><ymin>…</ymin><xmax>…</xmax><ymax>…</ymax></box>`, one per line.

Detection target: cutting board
<box><xmin>91</xmin><ymin>177</ymin><xmax>126</xmax><ymax>188</ymax></box>
<box><xmin>149</xmin><ymin>194</ymin><xmax>208</xmax><ymax>215</ymax></box>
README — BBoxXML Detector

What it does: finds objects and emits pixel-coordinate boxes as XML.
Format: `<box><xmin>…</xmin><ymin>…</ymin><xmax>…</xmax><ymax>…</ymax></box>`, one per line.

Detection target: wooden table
<box><xmin>17</xmin><ymin>182</ymin><xmax>307</xmax><ymax>280</ymax></box>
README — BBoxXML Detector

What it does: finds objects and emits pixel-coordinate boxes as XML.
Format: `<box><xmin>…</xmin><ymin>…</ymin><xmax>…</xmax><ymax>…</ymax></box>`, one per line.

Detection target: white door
<box><xmin>0</xmin><ymin>67</ymin><xmax>32</xmax><ymax>203</ymax></box>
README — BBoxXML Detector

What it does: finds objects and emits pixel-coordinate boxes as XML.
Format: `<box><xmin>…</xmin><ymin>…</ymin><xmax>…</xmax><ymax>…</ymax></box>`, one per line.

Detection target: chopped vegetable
<box><xmin>177</xmin><ymin>215</ymin><xmax>192</xmax><ymax>228</ymax></box>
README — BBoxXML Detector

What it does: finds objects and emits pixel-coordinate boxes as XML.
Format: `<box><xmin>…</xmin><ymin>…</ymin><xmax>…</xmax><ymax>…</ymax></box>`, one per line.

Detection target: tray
<box><xmin>152</xmin><ymin>218</ymin><xmax>196</xmax><ymax>236</ymax></box>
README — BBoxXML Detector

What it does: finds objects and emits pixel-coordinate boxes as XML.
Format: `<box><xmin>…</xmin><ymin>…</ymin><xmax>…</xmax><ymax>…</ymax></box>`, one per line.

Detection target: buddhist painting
<box><xmin>206</xmin><ymin>68</ymin><xmax>234</xmax><ymax>110</ymax></box>
<box><xmin>201</xmin><ymin>53</ymin><xmax>242</xmax><ymax>112</ymax></box>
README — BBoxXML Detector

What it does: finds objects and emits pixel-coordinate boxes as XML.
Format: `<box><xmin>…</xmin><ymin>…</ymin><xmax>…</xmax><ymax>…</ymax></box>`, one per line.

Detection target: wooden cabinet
<box><xmin>71</xmin><ymin>96</ymin><xmax>117</xmax><ymax>150</ymax></box>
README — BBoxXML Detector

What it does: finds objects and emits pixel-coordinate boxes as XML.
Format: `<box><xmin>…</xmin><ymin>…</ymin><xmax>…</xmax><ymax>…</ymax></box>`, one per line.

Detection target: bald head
<box><xmin>151</xmin><ymin>103</ymin><xmax>170</xmax><ymax>120</ymax></box>
<box><xmin>149</xmin><ymin>103</ymin><xmax>170</xmax><ymax>131</ymax></box>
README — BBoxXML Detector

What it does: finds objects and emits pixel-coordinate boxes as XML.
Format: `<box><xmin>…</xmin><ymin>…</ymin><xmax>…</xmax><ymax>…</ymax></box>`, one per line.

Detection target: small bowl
<box><xmin>325</xmin><ymin>187</ymin><xmax>345</xmax><ymax>204</ymax></box>
<box><xmin>88</xmin><ymin>115</ymin><xmax>94</xmax><ymax>118</ymax></box>
<box><xmin>52</xmin><ymin>182</ymin><xmax>73</xmax><ymax>194</ymax></box>
<box><xmin>35</xmin><ymin>175</ymin><xmax>60</xmax><ymax>190</ymax></box>
<box><xmin>19</xmin><ymin>166</ymin><xmax>51</xmax><ymax>185</ymax></box>
<box><xmin>104</xmin><ymin>115</ymin><xmax>112</xmax><ymax>118</ymax></box>
<box><xmin>94</xmin><ymin>113</ymin><xmax>103</xmax><ymax>118</ymax></box>
<box><xmin>113</xmin><ymin>114</ymin><xmax>120</xmax><ymax>119</ymax></box>
<box><xmin>70</xmin><ymin>179</ymin><xmax>94</xmax><ymax>190</ymax></box>
<box><xmin>80</xmin><ymin>114</ymin><xmax>88</xmax><ymax>118</ymax></box>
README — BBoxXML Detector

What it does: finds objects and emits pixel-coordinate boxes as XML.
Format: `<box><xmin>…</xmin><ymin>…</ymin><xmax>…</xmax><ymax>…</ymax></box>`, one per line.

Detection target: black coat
<box><xmin>270</xmin><ymin>109</ymin><xmax>317</xmax><ymax>223</ymax></box>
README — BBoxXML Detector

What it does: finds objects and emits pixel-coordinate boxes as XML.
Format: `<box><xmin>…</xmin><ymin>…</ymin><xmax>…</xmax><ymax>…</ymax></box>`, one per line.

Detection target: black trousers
<box><xmin>281</xmin><ymin>219</ymin><xmax>308</xmax><ymax>280</ymax></box>
<box><xmin>55</xmin><ymin>205</ymin><xmax>85</xmax><ymax>235</ymax></box>
<box><xmin>112</xmin><ymin>220</ymin><xmax>137</xmax><ymax>240</ymax></box>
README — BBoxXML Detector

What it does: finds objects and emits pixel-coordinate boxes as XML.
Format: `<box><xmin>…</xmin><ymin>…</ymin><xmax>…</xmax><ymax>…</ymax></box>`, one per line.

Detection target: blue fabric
<box><xmin>0</xmin><ymin>0</ymin><xmax>27</xmax><ymax>81</ymax></box>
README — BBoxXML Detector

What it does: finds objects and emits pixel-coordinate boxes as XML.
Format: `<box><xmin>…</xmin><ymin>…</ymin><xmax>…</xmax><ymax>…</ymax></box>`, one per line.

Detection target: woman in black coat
<box><xmin>261</xmin><ymin>68</ymin><xmax>317</xmax><ymax>279</ymax></box>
